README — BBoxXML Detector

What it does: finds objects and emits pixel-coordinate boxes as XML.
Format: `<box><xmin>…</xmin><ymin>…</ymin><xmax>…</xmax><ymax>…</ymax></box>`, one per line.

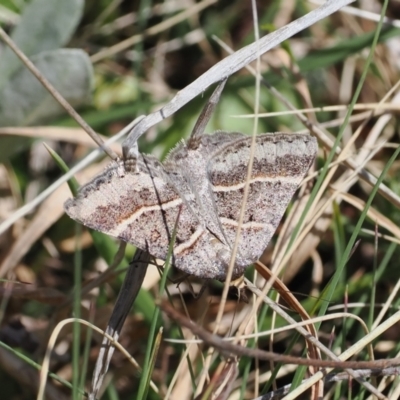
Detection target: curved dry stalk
<box><xmin>160</xmin><ymin>300</ymin><xmax>400</xmax><ymax>370</ymax></box>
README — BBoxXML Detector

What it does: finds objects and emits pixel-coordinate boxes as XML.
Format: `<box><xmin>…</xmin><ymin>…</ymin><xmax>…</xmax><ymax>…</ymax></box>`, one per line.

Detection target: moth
<box><xmin>65</xmin><ymin>83</ymin><xmax>317</xmax><ymax>281</ymax></box>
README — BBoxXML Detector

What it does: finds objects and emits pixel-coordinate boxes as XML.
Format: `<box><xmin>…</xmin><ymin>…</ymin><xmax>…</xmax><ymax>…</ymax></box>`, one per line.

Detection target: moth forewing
<box><xmin>208</xmin><ymin>133</ymin><xmax>317</xmax><ymax>276</ymax></box>
<box><xmin>64</xmin><ymin>132</ymin><xmax>317</xmax><ymax>281</ymax></box>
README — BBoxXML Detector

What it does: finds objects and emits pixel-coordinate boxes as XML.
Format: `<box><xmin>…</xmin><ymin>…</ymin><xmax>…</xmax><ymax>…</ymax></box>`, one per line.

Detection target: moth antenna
<box><xmin>188</xmin><ymin>78</ymin><xmax>228</xmax><ymax>147</ymax></box>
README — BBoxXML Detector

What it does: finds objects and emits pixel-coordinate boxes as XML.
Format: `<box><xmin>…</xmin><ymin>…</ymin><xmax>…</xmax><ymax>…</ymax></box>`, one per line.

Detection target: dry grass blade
<box><xmin>194</xmin><ymin>359</ymin><xmax>238</xmax><ymax>400</ymax></box>
<box><xmin>1</xmin><ymin>1</ymin><xmax>399</xmax><ymax>399</ymax></box>
<box><xmin>160</xmin><ymin>300</ymin><xmax>400</xmax><ymax>370</ymax></box>
<box><xmin>245</xmin><ymin>280</ymin><xmax>396</xmax><ymax>399</ymax></box>
<box><xmin>254</xmin><ymin>263</ymin><xmax>322</xmax><ymax>395</ymax></box>
<box><xmin>0</xmin><ymin>126</ymin><xmax>121</xmax><ymax>152</ymax></box>
<box><xmin>0</xmin><ymin>116</ymin><xmax>144</xmax><ymax>235</ymax></box>
<box><xmin>0</xmin><ymin>160</ymin><xmax>111</xmax><ymax>277</ymax></box>
<box><xmin>90</xmin><ymin>0</ymin><xmax>218</xmax><ymax>63</ymax></box>
<box><xmin>122</xmin><ymin>0</ymin><xmax>356</xmax><ymax>158</ymax></box>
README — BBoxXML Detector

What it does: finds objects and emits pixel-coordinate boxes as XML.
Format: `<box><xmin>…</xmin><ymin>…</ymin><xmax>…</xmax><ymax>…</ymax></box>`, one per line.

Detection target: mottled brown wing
<box><xmin>208</xmin><ymin>133</ymin><xmax>317</xmax><ymax>274</ymax></box>
<box><xmin>64</xmin><ymin>155</ymin><xmax>228</xmax><ymax>280</ymax></box>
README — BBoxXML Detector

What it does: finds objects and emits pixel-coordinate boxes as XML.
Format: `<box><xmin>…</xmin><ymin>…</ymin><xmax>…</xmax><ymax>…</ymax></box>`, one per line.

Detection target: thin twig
<box><xmin>160</xmin><ymin>301</ymin><xmax>400</xmax><ymax>370</ymax></box>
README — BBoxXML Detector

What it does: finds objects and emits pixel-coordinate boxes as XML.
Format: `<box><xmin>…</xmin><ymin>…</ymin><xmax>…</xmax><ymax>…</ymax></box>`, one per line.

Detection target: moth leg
<box><xmin>228</xmin><ymin>281</ymin><xmax>251</xmax><ymax>304</ymax></box>
<box><xmin>188</xmin><ymin>78</ymin><xmax>228</xmax><ymax>145</ymax></box>
<box><xmin>181</xmin><ymin>279</ymin><xmax>209</xmax><ymax>300</ymax></box>
<box><xmin>192</xmin><ymin>281</ymin><xmax>209</xmax><ymax>299</ymax></box>
<box><xmin>169</xmin><ymin>273</ymin><xmax>210</xmax><ymax>299</ymax></box>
